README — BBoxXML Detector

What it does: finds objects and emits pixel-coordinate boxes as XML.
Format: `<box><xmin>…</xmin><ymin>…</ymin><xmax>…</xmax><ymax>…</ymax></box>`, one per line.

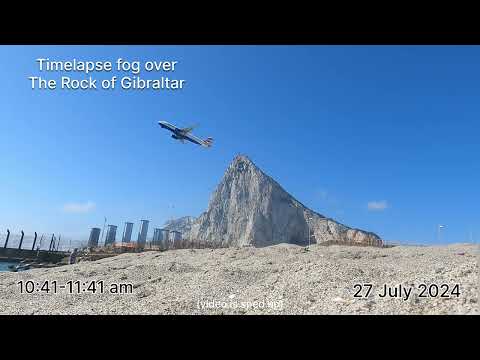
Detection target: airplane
<box><xmin>158</xmin><ymin>121</ymin><xmax>213</xmax><ymax>148</ymax></box>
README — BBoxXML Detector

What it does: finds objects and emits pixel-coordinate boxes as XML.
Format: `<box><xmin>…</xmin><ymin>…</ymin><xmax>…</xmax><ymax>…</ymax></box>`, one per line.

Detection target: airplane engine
<box><xmin>171</xmin><ymin>134</ymin><xmax>180</xmax><ymax>139</ymax></box>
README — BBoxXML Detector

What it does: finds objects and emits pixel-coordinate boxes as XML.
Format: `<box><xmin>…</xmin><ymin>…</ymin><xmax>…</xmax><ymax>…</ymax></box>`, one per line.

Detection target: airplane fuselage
<box><xmin>170</xmin><ymin>129</ymin><xmax>187</xmax><ymax>139</ymax></box>
<box><xmin>158</xmin><ymin>121</ymin><xmax>213</xmax><ymax>148</ymax></box>
<box><xmin>159</xmin><ymin>122</ymin><xmax>190</xmax><ymax>141</ymax></box>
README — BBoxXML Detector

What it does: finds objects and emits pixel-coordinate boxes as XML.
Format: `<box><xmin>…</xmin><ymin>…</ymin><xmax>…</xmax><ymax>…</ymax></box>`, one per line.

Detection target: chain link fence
<box><xmin>0</xmin><ymin>231</ymin><xmax>87</xmax><ymax>252</ymax></box>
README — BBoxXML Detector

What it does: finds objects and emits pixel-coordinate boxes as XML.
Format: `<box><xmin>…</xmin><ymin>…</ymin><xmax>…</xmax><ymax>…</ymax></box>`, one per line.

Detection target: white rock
<box><xmin>185</xmin><ymin>155</ymin><xmax>382</xmax><ymax>248</ymax></box>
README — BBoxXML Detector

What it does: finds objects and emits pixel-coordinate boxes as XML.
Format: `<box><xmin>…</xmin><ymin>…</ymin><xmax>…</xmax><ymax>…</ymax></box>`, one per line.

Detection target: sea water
<box><xmin>0</xmin><ymin>261</ymin><xmax>19</xmax><ymax>272</ymax></box>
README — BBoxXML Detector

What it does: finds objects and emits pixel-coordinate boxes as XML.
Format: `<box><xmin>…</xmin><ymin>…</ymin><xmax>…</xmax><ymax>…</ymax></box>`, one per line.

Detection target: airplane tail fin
<box><xmin>203</xmin><ymin>137</ymin><xmax>214</xmax><ymax>147</ymax></box>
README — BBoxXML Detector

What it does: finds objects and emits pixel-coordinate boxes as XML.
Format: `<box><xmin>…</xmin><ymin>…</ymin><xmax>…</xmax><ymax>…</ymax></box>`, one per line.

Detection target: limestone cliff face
<box><xmin>164</xmin><ymin>216</ymin><xmax>196</xmax><ymax>234</ymax></box>
<box><xmin>185</xmin><ymin>155</ymin><xmax>382</xmax><ymax>247</ymax></box>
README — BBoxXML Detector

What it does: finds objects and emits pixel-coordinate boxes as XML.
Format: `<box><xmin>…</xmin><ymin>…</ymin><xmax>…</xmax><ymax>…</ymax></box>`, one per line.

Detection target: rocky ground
<box><xmin>0</xmin><ymin>243</ymin><xmax>477</xmax><ymax>315</ymax></box>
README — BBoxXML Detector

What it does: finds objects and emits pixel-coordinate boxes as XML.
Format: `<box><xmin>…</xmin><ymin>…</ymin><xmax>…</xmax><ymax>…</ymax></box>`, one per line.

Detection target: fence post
<box><xmin>56</xmin><ymin>235</ymin><xmax>61</xmax><ymax>252</ymax></box>
<box><xmin>38</xmin><ymin>234</ymin><xmax>44</xmax><ymax>250</ymax></box>
<box><xmin>31</xmin><ymin>232</ymin><xmax>38</xmax><ymax>251</ymax></box>
<box><xmin>49</xmin><ymin>234</ymin><xmax>55</xmax><ymax>251</ymax></box>
<box><xmin>18</xmin><ymin>230</ymin><xmax>25</xmax><ymax>250</ymax></box>
<box><xmin>3</xmin><ymin>229</ymin><xmax>10</xmax><ymax>248</ymax></box>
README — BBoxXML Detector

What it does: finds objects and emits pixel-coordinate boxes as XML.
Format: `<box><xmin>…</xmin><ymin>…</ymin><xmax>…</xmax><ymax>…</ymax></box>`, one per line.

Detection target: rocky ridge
<box><xmin>185</xmin><ymin>155</ymin><xmax>382</xmax><ymax>247</ymax></box>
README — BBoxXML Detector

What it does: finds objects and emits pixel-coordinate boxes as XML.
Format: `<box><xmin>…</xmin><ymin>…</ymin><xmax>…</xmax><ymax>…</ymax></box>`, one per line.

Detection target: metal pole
<box><xmin>38</xmin><ymin>234</ymin><xmax>44</xmax><ymax>250</ymax></box>
<box><xmin>18</xmin><ymin>230</ymin><xmax>25</xmax><ymax>250</ymax></box>
<box><xmin>56</xmin><ymin>235</ymin><xmax>61</xmax><ymax>252</ymax></box>
<box><xmin>438</xmin><ymin>225</ymin><xmax>445</xmax><ymax>243</ymax></box>
<box><xmin>307</xmin><ymin>217</ymin><xmax>312</xmax><ymax>247</ymax></box>
<box><xmin>101</xmin><ymin>217</ymin><xmax>106</xmax><ymax>248</ymax></box>
<box><xmin>31</xmin><ymin>232</ymin><xmax>38</xmax><ymax>251</ymax></box>
<box><xmin>49</xmin><ymin>234</ymin><xmax>55</xmax><ymax>251</ymax></box>
<box><xmin>308</xmin><ymin>225</ymin><xmax>310</xmax><ymax>247</ymax></box>
<box><xmin>4</xmin><ymin>229</ymin><xmax>10</xmax><ymax>248</ymax></box>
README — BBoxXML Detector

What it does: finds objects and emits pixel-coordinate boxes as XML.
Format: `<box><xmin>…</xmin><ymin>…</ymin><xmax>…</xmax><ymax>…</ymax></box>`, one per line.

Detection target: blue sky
<box><xmin>0</xmin><ymin>45</ymin><xmax>478</xmax><ymax>244</ymax></box>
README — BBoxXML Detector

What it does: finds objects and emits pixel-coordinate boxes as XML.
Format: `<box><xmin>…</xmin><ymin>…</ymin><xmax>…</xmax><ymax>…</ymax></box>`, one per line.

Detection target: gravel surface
<box><xmin>0</xmin><ymin>243</ymin><xmax>477</xmax><ymax>315</ymax></box>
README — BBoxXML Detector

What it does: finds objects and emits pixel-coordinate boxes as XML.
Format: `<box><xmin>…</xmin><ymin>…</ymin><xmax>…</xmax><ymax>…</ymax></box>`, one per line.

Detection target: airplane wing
<box><xmin>181</xmin><ymin>123</ymin><xmax>198</xmax><ymax>134</ymax></box>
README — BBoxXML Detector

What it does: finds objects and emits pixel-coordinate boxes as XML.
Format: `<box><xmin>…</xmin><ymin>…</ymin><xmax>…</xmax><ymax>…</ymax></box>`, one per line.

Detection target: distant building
<box><xmin>88</xmin><ymin>228</ymin><xmax>101</xmax><ymax>248</ymax></box>
<box><xmin>169</xmin><ymin>230</ymin><xmax>182</xmax><ymax>248</ymax></box>
<box><xmin>153</xmin><ymin>228</ymin><xmax>164</xmax><ymax>246</ymax></box>
<box><xmin>105</xmin><ymin>225</ymin><xmax>117</xmax><ymax>246</ymax></box>
<box><xmin>161</xmin><ymin>229</ymin><xmax>170</xmax><ymax>249</ymax></box>
<box><xmin>137</xmin><ymin>220</ymin><xmax>149</xmax><ymax>246</ymax></box>
<box><xmin>122</xmin><ymin>222</ymin><xmax>134</xmax><ymax>243</ymax></box>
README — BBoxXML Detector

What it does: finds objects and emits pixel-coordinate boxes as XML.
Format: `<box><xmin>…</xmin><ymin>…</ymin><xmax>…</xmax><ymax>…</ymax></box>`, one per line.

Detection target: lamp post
<box><xmin>307</xmin><ymin>217</ymin><xmax>313</xmax><ymax>248</ymax></box>
<box><xmin>101</xmin><ymin>217</ymin><xmax>107</xmax><ymax>248</ymax></box>
<box><xmin>437</xmin><ymin>225</ymin><xmax>445</xmax><ymax>243</ymax></box>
